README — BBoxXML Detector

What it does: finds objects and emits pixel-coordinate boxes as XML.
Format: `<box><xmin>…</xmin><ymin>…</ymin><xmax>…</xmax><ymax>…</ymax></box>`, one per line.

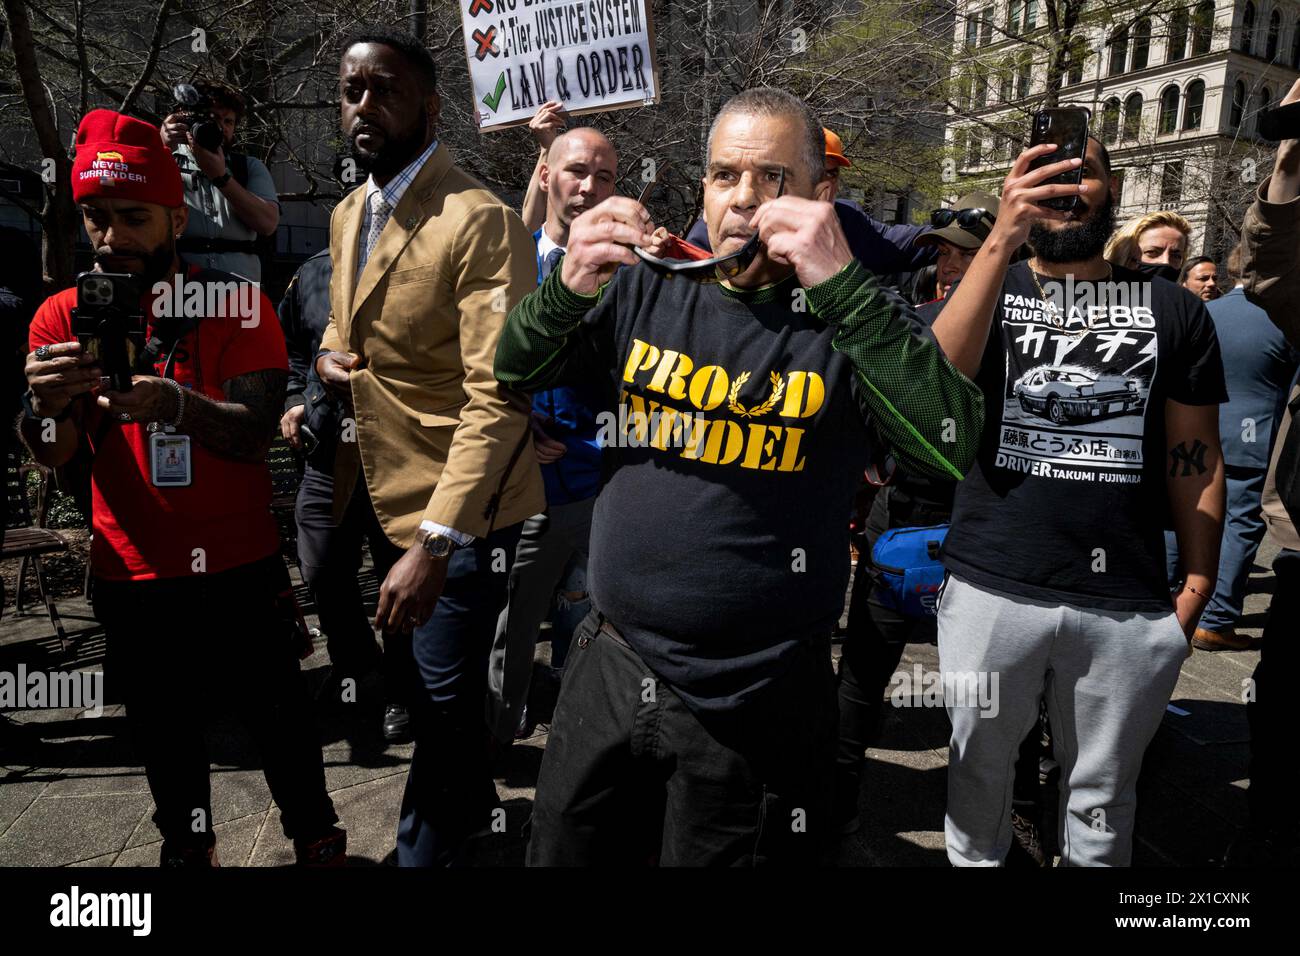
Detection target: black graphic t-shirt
<box><xmin>942</xmin><ymin>261</ymin><xmax>1227</xmax><ymax>611</ymax></box>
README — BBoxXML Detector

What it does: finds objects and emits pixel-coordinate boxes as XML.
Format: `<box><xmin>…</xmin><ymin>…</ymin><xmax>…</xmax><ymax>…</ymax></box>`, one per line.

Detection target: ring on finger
<box><xmin>34</xmin><ymin>345</ymin><xmax>52</xmax><ymax>362</ymax></box>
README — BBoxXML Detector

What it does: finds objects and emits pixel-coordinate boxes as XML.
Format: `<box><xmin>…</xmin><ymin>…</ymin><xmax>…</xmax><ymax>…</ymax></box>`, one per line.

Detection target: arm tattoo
<box><xmin>1168</xmin><ymin>439</ymin><xmax>1209</xmax><ymax>478</ymax></box>
<box><xmin>181</xmin><ymin>369</ymin><xmax>287</xmax><ymax>462</ymax></box>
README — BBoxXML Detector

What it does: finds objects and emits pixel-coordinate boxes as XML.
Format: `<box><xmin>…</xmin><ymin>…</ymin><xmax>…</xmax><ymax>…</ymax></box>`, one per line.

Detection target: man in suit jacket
<box><xmin>486</xmin><ymin>128</ymin><xmax>617</xmax><ymax>743</ymax></box>
<box><xmin>1166</xmin><ymin>244</ymin><xmax>1299</xmax><ymax>651</ymax></box>
<box><xmin>316</xmin><ymin>28</ymin><xmax>544</xmax><ymax>866</ymax></box>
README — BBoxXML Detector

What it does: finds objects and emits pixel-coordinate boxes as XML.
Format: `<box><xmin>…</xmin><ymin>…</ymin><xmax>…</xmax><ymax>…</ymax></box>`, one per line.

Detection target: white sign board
<box><xmin>460</xmin><ymin>0</ymin><xmax>660</xmax><ymax>132</ymax></box>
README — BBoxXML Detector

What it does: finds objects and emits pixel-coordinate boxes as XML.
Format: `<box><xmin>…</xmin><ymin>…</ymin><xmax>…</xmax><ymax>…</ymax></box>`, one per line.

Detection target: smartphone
<box><xmin>1027</xmin><ymin>107</ymin><xmax>1091</xmax><ymax>212</ymax></box>
<box><xmin>71</xmin><ymin>272</ymin><xmax>147</xmax><ymax>391</ymax></box>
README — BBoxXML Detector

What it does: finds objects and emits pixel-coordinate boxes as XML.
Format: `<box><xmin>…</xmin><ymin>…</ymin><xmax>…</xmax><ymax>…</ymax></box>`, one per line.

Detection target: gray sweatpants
<box><xmin>937</xmin><ymin>573</ymin><xmax>1188</xmax><ymax>866</ymax></box>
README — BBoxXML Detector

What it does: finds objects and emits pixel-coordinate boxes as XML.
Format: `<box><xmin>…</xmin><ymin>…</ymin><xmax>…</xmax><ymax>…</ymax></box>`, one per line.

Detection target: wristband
<box><xmin>1182</xmin><ymin>583</ymin><xmax>1212</xmax><ymax>600</ymax></box>
<box><xmin>211</xmin><ymin>169</ymin><xmax>232</xmax><ymax>189</ymax></box>
<box><xmin>164</xmin><ymin>378</ymin><xmax>186</xmax><ymax>428</ymax></box>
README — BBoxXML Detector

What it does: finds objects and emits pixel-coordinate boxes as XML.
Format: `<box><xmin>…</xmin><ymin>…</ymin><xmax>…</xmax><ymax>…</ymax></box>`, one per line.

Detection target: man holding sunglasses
<box><xmin>496</xmin><ymin>87</ymin><xmax>983</xmax><ymax>866</ymax></box>
<box><xmin>683</xmin><ymin>126</ymin><xmax>937</xmax><ymax>280</ymax></box>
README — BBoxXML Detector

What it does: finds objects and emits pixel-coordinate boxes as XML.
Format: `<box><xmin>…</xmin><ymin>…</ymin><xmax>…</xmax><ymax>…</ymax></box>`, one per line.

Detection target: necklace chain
<box><xmin>1027</xmin><ymin>258</ymin><xmax>1113</xmax><ymax>339</ymax></box>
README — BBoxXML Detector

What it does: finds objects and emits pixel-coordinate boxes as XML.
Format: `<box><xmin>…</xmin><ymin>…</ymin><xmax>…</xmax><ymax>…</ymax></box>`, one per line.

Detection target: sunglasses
<box><xmin>930</xmin><ymin>207</ymin><xmax>995</xmax><ymax>240</ymax></box>
<box><xmin>634</xmin><ymin>166</ymin><xmax>787</xmax><ymax>282</ymax></box>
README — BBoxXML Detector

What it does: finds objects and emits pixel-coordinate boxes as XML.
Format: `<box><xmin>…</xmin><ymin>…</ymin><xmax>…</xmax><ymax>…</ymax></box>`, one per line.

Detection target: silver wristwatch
<box><xmin>416</xmin><ymin>529</ymin><xmax>457</xmax><ymax>559</ymax></box>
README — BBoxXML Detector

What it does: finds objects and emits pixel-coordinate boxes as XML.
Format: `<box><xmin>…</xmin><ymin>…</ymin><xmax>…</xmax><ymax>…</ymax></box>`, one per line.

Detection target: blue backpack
<box><xmin>870</xmin><ymin>524</ymin><xmax>949</xmax><ymax>619</ymax></box>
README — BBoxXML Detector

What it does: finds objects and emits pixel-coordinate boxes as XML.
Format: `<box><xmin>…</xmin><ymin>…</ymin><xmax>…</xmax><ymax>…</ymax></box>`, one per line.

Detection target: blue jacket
<box><xmin>1209</xmin><ymin>286</ymin><xmax>1300</xmax><ymax>470</ymax></box>
<box><xmin>532</xmin><ymin>228</ymin><xmax>603</xmax><ymax>505</ymax></box>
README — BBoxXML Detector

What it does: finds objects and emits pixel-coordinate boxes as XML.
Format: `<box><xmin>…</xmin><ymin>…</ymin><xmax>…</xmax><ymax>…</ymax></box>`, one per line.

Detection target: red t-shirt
<box><xmin>29</xmin><ymin>268</ymin><xmax>287</xmax><ymax>580</ymax></box>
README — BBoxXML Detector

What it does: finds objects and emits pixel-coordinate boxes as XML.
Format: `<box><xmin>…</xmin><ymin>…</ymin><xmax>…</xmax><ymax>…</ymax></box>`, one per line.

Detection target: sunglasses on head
<box><xmin>930</xmin><ymin>207</ymin><xmax>995</xmax><ymax>240</ymax></box>
<box><xmin>634</xmin><ymin>166</ymin><xmax>787</xmax><ymax>282</ymax></box>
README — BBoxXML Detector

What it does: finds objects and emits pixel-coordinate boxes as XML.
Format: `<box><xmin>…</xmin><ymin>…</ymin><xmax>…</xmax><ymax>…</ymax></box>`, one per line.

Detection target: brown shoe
<box><xmin>1191</xmin><ymin>627</ymin><xmax>1252</xmax><ymax>652</ymax></box>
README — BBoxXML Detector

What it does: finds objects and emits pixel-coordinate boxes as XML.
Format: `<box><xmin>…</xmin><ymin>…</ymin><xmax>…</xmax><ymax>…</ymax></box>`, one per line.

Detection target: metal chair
<box><xmin>2</xmin><ymin>445</ymin><xmax>72</xmax><ymax>652</ymax></box>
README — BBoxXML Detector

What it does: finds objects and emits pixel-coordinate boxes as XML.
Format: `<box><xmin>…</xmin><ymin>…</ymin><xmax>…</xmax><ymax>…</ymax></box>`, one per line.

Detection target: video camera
<box><xmin>71</xmin><ymin>272</ymin><xmax>147</xmax><ymax>392</ymax></box>
<box><xmin>170</xmin><ymin>83</ymin><xmax>225</xmax><ymax>153</ymax></box>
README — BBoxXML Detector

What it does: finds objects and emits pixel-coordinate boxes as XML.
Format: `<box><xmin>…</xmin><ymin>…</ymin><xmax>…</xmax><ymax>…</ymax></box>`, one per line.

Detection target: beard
<box><xmin>1028</xmin><ymin>189</ymin><xmax>1117</xmax><ymax>264</ymax></box>
<box><xmin>349</xmin><ymin>106</ymin><xmax>428</xmax><ymax>180</ymax></box>
<box><xmin>94</xmin><ymin>234</ymin><xmax>176</xmax><ymax>287</ymax></box>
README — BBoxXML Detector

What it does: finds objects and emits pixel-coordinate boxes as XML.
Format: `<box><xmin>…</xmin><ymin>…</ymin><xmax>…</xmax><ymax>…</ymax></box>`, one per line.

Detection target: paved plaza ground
<box><xmin>0</xmin><ymin>538</ymin><xmax>1276</xmax><ymax>866</ymax></box>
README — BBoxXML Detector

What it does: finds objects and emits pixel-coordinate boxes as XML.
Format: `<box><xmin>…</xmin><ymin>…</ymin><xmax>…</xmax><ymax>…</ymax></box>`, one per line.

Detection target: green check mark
<box><xmin>482</xmin><ymin>73</ymin><xmax>507</xmax><ymax>113</ymax></box>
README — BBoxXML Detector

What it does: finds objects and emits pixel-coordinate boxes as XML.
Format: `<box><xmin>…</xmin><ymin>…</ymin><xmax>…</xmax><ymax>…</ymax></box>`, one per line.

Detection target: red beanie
<box><xmin>72</xmin><ymin>109</ymin><xmax>183</xmax><ymax>207</ymax></box>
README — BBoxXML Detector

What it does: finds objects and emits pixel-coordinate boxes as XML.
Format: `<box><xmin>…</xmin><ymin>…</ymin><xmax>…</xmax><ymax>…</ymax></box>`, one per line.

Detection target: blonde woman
<box><xmin>1104</xmin><ymin>210</ymin><xmax>1192</xmax><ymax>280</ymax></box>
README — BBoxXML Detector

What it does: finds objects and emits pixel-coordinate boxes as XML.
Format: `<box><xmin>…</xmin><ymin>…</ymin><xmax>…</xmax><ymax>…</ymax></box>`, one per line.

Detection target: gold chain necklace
<box><xmin>1027</xmin><ymin>258</ymin><xmax>1112</xmax><ymax>339</ymax></box>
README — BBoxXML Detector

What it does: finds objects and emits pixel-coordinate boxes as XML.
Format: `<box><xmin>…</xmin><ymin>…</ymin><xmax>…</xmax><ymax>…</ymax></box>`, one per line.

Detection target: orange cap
<box><xmin>824</xmin><ymin>128</ymin><xmax>852</xmax><ymax>168</ymax></box>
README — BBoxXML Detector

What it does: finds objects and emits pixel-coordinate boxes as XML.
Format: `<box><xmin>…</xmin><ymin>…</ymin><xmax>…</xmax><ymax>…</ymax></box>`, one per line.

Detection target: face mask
<box><xmin>1136</xmin><ymin>261</ymin><xmax>1181</xmax><ymax>283</ymax></box>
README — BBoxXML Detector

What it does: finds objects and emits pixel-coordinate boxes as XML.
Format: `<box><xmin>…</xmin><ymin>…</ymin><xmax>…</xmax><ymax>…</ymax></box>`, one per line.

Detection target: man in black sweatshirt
<box><xmin>495</xmin><ymin>88</ymin><xmax>983</xmax><ymax>865</ymax></box>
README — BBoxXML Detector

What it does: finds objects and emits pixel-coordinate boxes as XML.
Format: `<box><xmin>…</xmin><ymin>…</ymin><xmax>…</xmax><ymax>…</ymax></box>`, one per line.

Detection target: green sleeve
<box><xmin>806</xmin><ymin>260</ymin><xmax>984</xmax><ymax>480</ymax></box>
<box><xmin>494</xmin><ymin>267</ymin><xmax>612</xmax><ymax>392</ymax></box>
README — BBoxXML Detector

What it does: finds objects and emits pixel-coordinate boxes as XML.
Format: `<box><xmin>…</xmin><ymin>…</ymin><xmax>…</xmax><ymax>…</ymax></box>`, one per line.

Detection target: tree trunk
<box><xmin>2</xmin><ymin>0</ymin><xmax>77</xmax><ymax>289</ymax></box>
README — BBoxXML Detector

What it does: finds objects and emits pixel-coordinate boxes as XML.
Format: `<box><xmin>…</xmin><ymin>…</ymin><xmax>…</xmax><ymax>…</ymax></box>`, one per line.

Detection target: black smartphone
<box><xmin>1027</xmin><ymin>107</ymin><xmax>1091</xmax><ymax>212</ymax></box>
<box><xmin>70</xmin><ymin>272</ymin><xmax>147</xmax><ymax>392</ymax></box>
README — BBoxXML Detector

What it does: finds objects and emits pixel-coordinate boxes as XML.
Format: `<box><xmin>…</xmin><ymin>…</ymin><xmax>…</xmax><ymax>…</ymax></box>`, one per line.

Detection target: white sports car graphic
<box><xmin>1012</xmin><ymin>365</ymin><xmax>1143</xmax><ymax>424</ymax></box>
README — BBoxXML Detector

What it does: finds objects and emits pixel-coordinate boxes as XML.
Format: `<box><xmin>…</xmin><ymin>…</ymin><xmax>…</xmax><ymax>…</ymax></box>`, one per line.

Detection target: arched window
<box><xmin>1108</xmin><ymin>26</ymin><xmax>1129</xmax><ymax>76</ymax></box>
<box><xmin>1159</xmin><ymin>85</ymin><xmax>1180</xmax><ymax>134</ymax></box>
<box><xmin>1192</xmin><ymin>2</ymin><xmax>1215</xmax><ymax>55</ymax></box>
<box><xmin>1102</xmin><ymin>97</ymin><xmax>1121</xmax><ymax>143</ymax></box>
<box><xmin>1256</xmin><ymin>85</ymin><xmax>1273</xmax><ymax>129</ymax></box>
<box><xmin>1017</xmin><ymin>51</ymin><xmax>1034</xmax><ymax>98</ymax></box>
<box><xmin>1067</xmin><ymin>37</ymin><xmax>1087</xmax><ymax>85</ymax></box>
<box><xmin>1183</xmin><ymin>79</ymin><xmax>1206</xmax><ymax>130</ymax></box>
<box><xmin>1230</xmin><ymin>80</ymin><xmax>1246</xmax><ymax>128</ymax></box>
<box><xmin>1123</xmin><ymin>92</ymin><xmax>1144</xmax><ymax>139</ymax></box>
<box><xmin>1241</xmin><ymin>2</ymin><xmax>1257</xmax><ymax>54</ymax></box>
<box><xmin>1131</xmin><ymin>18</ymin><xmax>1152</xmax><ymax>70</ymax></box>
<box><xmin>1267</xmin><ymin>9</ymin><xmax>1281</xmax><ymax>60</ymax></box>
<box><xmin>1169</xmin><ymin>7</ymin><xmax>1190</xmax><ymax>61</ymax></box>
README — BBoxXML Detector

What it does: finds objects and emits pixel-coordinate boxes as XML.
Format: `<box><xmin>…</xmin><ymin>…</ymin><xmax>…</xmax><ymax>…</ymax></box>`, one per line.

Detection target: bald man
<box><xmin>486</xmin><ymin>125</ymin><xmax>619</xmax><ymax>742</ymax></box>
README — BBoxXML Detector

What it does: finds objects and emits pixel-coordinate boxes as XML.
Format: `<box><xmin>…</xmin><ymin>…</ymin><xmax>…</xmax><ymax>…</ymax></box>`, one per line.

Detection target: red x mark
<box><xmin>469</xmin><ymin>0</ymin><xmax>493</xmax><ymax>15</ymax></box>
<box><xmin>472</xmin><ymin>27</ymin><xmax>498</xmax><ymax>60</ymax></box>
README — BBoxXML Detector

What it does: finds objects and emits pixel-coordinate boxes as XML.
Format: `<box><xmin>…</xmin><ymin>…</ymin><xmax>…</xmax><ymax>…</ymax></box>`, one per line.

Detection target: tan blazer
<box><xmin>319</xmin><ymin>142</ymin><xmax>544</xmax><ymax>547</ymax></box>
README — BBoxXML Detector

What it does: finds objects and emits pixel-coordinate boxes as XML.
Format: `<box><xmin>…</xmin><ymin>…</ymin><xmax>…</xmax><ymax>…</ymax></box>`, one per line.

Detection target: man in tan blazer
<box><xmin>316</xmin><ymin>28</ymin><xmax>544</xmax><ymax>867</ymax></box>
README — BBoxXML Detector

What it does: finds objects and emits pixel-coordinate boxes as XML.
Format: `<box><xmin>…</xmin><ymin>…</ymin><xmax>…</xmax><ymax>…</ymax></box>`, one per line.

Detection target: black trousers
<box><xmin>528</xmin><ymin>608</ymin><xmax>838</xmax><ymax>866</ymax></box>
<box><xmin>95</xmin><ymin>553</ymin><xmax>337</xmax><ymax>851</ymax></box>
<box><xmin>295</xmin><ymin>464</ymin><xmax>397</xmax><ymax>692</ymax></box>
<box><xmin>1247</xmin><ymin>547</ymin><xmax>1300</xmax><ymax>826</ymax></box>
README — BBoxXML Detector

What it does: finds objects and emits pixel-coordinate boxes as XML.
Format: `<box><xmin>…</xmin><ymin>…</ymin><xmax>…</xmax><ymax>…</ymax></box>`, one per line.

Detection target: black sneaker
<box><xmin>1006</xmin><ymin>809</ymin><xmax>1049</xmax><ymax>867</ymax></box>
<box><xmin>160</xmin><ymin>841</ymin><xmax>219</xmax><ymax>867</ymax></box>
<box><xmin>383</xmin><ymin>704</ymin><xmax>412</xmax><ymax>743</ymax></box>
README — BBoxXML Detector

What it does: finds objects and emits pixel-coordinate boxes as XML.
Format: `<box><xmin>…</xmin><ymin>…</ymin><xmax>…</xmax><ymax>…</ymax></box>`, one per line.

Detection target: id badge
<box><xmin>150</xmin><ymin>432</ymin><xmax>192</xmax><ymax>487</ymax></box>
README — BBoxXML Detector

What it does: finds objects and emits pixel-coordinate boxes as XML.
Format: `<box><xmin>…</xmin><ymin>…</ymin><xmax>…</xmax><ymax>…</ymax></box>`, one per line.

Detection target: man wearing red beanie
<box><xmin>20</xmin><ymin>108</ymin><xmax>344</xmax><ymax>867</ymax></box>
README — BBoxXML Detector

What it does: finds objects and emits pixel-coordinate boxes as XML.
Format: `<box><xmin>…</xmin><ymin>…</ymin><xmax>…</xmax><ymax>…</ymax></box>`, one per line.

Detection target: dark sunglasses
<box><xmin>634</xmin><ymin>167</ymin><xmax>787</xmax><ymax>282</ymax></box>
<box><xmin>930</xmin><ymin>207</ymin><xmax>995</xmax><ymax>240</ymax></box>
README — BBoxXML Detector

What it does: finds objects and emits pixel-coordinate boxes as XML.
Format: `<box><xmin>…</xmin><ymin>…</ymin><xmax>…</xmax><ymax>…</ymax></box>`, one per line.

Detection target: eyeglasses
<box><xmin>634</xmin><ymin>166</ymin><xmax>787</xmax><ymax>282</ymax></box>
<box><xmin>930</xmin><ymin>207</ymin><xmax>995</xmax><ymax>241</ymax></box>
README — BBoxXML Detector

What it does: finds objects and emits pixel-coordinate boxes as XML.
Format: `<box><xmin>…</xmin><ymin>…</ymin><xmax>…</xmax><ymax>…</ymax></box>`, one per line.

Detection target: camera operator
<box><xmin>20</xmin><ymin>109</ymin><xmax>342</xmax><ymax>867</ymax></box>
<box><xmin>160</xmin><ymin>82</ymin><xmax>280</xmax><ymax>283</ymax></box>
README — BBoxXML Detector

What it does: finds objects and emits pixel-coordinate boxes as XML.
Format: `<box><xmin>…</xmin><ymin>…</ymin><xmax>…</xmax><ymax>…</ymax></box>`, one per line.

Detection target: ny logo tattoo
<box><xmin>1169</xmin><ymin>439</ymin><xmax>1208</xmax><ymax>478</ymax></box>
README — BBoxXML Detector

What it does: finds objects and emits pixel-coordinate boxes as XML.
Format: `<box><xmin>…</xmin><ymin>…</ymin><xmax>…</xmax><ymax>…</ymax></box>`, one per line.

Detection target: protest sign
<box><xmin>460</xmin><ymin>0</ymin><xmax>660</xmax><ymax>132</ymax></box>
